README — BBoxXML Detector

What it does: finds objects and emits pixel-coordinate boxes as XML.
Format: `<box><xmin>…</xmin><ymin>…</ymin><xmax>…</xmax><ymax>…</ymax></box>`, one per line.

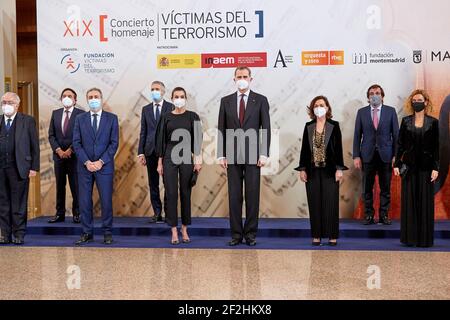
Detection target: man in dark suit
<box><xmin>73</xmin><ymin>88</ymin><xmax>119</xmax><ymax>245</ymax></box>
<box><xmin>0</xmin><ymin>92</ymin><xmax>39</xmax><ymax>245</ymax></box>
<box><xmin>138</xmin><ymin>81</ymin><xmax>173</xmax><ymax>223</ymax></box>
<box><xmin>48</xmin><ymin>88</ymin><xmax>84</xmax><ymax>223</ymax></box>
<box><xmin>217</xmin><ymin>66</ymin><xmax>271</xmax><ymax>246</ymax></box>
<box><xmin>353</xmin><ymin>84</ymin><xmax>399</xmax><ymax>225</ymax></box>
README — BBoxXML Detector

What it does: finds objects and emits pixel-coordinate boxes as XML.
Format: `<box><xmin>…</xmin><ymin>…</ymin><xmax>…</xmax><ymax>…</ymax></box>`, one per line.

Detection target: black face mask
<box><xmin>412</xmin><ymin>102</ymin><xmax>425</xmax><ymax>112</ymax></box>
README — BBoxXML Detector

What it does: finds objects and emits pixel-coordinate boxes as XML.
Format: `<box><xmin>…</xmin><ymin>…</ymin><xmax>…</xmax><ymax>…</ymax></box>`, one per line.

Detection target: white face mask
<box><xmin>62</xmin><ymin>97</ymin><xmax>74</xmax><ymax>108</ymax></box>
<box><xmin>314</xmin><ymin>106</ymin><xmax>327</xmax><ymax>118</ymax></box>
<box><xmin>173</xmin><ymin>98</ymin><xmax>186</xmax><ymax>109</ymax></box>
<box><xmin>2</xmin><ymin>104</ymin><xmax>15</xmax><ymax>116</ymax></box>
<box><xmin>236</xmin><ymin>79</ymin><xmax>250</xmax><ymax>91</ymax></box>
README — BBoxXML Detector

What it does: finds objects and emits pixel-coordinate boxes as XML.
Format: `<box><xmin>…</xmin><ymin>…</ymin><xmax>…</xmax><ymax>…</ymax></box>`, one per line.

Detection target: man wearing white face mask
<box><xmin>138</xmin><ymin>81</ymin><xmax>173</xmax><ymax>224</ymax></box>
<box><xmin>217</xmin><ymin>66</ymin><xmax>271</xmax><ymax>246</ymax></box>
<box><xmin>353</xmin><ymin>84</ymin><xmax>399</xmax><ymax>225</ymax></box>
<box><xmin>72</xmin><ymin>88</ymin><xmax>119</xmax><ymax>245</ymax></box>
<box><xmin>48</xmin><ymin>88</ymin><xmax>84</xmax><ymax>224</ymax></box>
<box><xmin>0</xmin><ymin>92</ymin><xmax>39</xmax><ymax>245</ymax></box>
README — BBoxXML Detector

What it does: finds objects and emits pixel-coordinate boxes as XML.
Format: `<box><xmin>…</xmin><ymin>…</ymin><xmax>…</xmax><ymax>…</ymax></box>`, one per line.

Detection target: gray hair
<box><xmin>151</xmin><ymin>81</ymin><xmax>166</xmax><ymax>89</ymax></box>
<box><xmin>1</xmin><ymin>92</ymin><xmax>21</xmax><ymax>105</ymax></box>
<box><xmin>86</xmin><ymin>87</ymin><xmax>103</xmax><ymax>100</ymax></box>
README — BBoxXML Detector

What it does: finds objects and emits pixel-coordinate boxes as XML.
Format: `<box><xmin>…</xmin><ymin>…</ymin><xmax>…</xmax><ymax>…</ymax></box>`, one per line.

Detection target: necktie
<box><xmin>92</xmin><ymin>114</ymin><xmax>98</xmax><ymax>134</ymax></box>
<box><xmin>62</xmin><ymin>110</ymin><xmax>70</xmax><ymax>136</ymax></box>
<box><xmin>373</xmin><ymin>107</ymin><xmax>379</xmax><ymax>130</ymax></box>
<box><xmin>239</xmin><ymin>94</ymin><xmax>245</xmax><ymax>126</ymax></box>
<box><xmin>155</xmin><ymin>104</ymin><xmax>160</xmax><ymax>122</ymax></box>
<box><xmin>6</xmin><ymin>118</ymin><xmax>12</xmax><ymax>131</ymax></box>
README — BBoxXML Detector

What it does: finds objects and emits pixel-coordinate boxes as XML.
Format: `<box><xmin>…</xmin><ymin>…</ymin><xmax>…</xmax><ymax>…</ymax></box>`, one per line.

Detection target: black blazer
<box><xmin>394</xmin><ymin>115</ymin><xmax>439</xmax><ymax>171</ymax></box>
<box><xmin>138</xmin><ymin>100</ymin><xmax>173</xmax><ymax>156</ymax></box>
<box><xmin>48</xmin><ymin>107</ymin><xmax>85</xmax><ymax>160</ymax></box>
<box><xmin>295</xmin><ymin>119</ymin><xmax>348</xmax><ymax>175</ymax></box>
<box><xmin>217</xmin><ymin>90</ymin><xmax>271</xmax><ymax>164</ymax></box>
<box><xmin>0</xmin><ymin>113</ymin><xmax>40</xmax><ymax>179</ymax></box>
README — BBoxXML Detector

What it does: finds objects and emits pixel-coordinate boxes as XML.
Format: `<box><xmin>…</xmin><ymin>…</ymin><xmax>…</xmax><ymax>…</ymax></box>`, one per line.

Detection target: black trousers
<box><xmin>362</xmin><ymin>151</ymin><xmax>392</xmax><ymax>218</ymax></box>
<box><xmin>227</xmin><ymin>164</ymin><xmax>261</xmax><ymax>241</ymax></box>
<box><xmin>163</xmin><ymin>159</ymin><xmax>193</xmax><ymax>227</ymax></box>
<box><xmin>54</xmin><ymin>157</ymin><xmax>79</xmax><ymax>216</ymax></box>
<box><xmin>0</xmin><ymin>166</ymin><xmax>30</xmax><ymax>239</ymax></box>
<box><xmin>305</xmin><ymin>168</ymin><xmax>339</xmax><ymax>239</ymax></box>
<box><xmin>146</xmin><ymin>152</ymin><xmax>166</xmax><ymax>216</ymax></box>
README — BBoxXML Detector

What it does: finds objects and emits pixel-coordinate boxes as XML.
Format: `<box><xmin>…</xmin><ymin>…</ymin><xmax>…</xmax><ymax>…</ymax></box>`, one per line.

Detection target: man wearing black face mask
<box><xmin>353</xmin><ymin>84</ymin><xmax>399</xmax><ymax>225</ymax></box>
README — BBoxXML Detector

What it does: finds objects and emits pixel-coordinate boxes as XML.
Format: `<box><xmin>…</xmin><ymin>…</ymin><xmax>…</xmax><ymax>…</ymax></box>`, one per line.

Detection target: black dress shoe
<box><xmin>72</xmin><ymin>214</ymin><xmax>81</xmax><ymax>224</ymax></box>
<box><xmin>12</xmin><ymin>238</ymin><xmax>24</xmax><ymax>245</ymax></box>
<box><xmin>228</xmin><ymin>239</ymin><xmax>242</xmax><ymax>246</ymax></box>
<box><xmin>0</xmin><ymin>237</ymin><xmax>11</xmax><ymax>244</ymax></box>
<box><xmin>364</xmin><ymin>217</ymin><xmax>375</xmax><ymax>225</ymax></box>
<box><xmin>149</xmin><ymin>215</ymin><xmax>164</xmax><ymax>224</ymax></box>
<box><xmin>328</xmin><ymin>241</ymin><xmax>337</xmax><ymax>246</ymax></box>
<box><xmin>378</xmin><ymin>217</ymin><xmax>392</xmax><ymax>225</ymax></box>
<box><xmin>312</xmin><ymin>241</ymin><xmax>321</xmax><ymax>246</ymax></box>
<box><xmin>75</xmin><ymin>233</ymin><xmax>93</xmax><ymax>245</ymax></box>
<box><xmin>48</xmin><ymin>215</ymin><xmax>65</xmax><ymax>223</ymax></box>
<box><xmin>103</xmin><ymin>235</ymin><xmax>113</xmax><ymax>245</ymax></box>
<box><xmin>246</xmin><ymin>239</ymin><xmax>257</xmax><ymax>246</ymax></box>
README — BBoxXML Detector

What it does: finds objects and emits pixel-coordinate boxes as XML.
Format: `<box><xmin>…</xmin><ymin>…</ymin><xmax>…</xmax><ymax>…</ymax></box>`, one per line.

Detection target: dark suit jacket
<box><xmin>138</xmin><ymin>100</ymin><xmax>173</xmax><ymax>156</ymax></box>
<box><xmin>0</xmin><ymin>113</ymin><xmax>40</xmax><ymax>179</ymax></box>
<box><xmin>295</xmin><ymin>119</ymin><xmax>348</xmax><ymax>175</ymax></box>
<box><xmin>394</xmin><ymin>115</ymin><xmax>439</xmax><ymax>171</ymax></box>
<box><xmin>353</xmin><ymin>105</ymin><xmax>399</xmax><ymax>163</ymax></box>
<box><xmin>72</xmin><ymin>111</ymin><xmax>119</xmax><ymax>175</ymax></box>
<box><xmin>217</xmin><ymin>90</ymin><xmax>271</xmax><ymax>164</ymax></box>
<box><xmin>48</xmin><ymin>107</ymin><xmax>85</xmax><ymax>160</ymax></box>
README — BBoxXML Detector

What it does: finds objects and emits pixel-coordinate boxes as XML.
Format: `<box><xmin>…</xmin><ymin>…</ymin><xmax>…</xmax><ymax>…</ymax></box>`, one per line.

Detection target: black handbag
<box><xmin>190</xmin><ymin>171</ymin><xmax>198</xmax><ymax>187</ymax></box>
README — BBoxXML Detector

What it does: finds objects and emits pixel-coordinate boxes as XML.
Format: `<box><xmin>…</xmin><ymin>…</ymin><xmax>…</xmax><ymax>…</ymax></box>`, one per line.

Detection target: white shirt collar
<box><xmin>64</xmin><ymin>106</ymin><xmax>75</xmax><ymax>114</ymax></box>
<box><xmin>237</xmin><ymin>90</ymin><xmax>250</xmax><ymax>98</ymax></box>
<box><xmin>90</xmin><ymin>109</ymin><xmax>102</xmax><ymax>117</ymax></box>
<box><xmin>4</xmin><ymin>112</ymin><xmax>17</xmax><ymax>124</ymax></box>
<box><xmin>370</xmin><ymin>104</ymin><xmax>383</xmax><ymax>111</ymax></box>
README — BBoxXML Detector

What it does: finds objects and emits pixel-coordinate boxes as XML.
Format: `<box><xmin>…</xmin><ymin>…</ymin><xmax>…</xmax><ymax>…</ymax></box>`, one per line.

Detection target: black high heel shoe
<box><xmin>328</xmin><ymin>240</ymin><xmax>337</xmax><ymax>246</ymax></box>
<box><xmin>312</xmin><ymin>240</ymin><xmax>321</xmax><ymax>246</ymax></box>
<box><xmin>171</xmin><ymin>238</ymin><xmax>180</xmax><ymax>245</ymax></box>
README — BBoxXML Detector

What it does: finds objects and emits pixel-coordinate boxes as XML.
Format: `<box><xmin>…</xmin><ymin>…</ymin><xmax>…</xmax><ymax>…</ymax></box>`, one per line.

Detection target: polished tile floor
<box><xmin>0</xmin><ymin>247</ymin><xmax>449</xmax><ymax>300</ymax></box>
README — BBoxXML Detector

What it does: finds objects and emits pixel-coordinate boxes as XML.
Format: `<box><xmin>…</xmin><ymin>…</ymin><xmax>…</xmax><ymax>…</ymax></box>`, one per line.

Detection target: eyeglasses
<box><xmin>1</xmin><ymin>101</ymin><xmax>17</xmax><ymax>105</ymax></box>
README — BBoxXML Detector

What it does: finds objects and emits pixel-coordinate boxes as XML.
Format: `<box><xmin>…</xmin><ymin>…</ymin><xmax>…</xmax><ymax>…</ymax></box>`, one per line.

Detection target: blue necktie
<box><xmin>155</xmin><ymin>104</ymin><xmax>160</xmax><ymax>122</ymax></box>
<box><xmin>6</xmin><ymin>118</ymin><xmax>12</xmax><ymax>131</ymax></box>
<box><xmin>92</xmin><ymin>114</ymin><xmax>98</xmax><ymax>134</ymax></box>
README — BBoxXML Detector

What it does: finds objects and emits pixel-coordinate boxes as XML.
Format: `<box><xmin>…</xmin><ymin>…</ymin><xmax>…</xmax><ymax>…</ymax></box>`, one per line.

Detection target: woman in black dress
<box><xmin>295</xmin><ymin>96</ymin><xmax>348</xmax><ymax>246</ymax></box>
<box><xmin>156</xmin><ymin>87</ymin><xmax>203</xmax><ymax>245</ymax></box>
<box><xmin>394</xmin><ymin>89</ymin><xmax>439</xmax><ymax>247</ymax></box>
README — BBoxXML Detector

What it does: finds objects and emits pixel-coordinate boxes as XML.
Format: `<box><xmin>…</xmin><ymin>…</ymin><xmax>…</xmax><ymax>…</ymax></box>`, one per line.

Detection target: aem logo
<box><xmin>205</xmin><ymin>57</ymin><xmax>235</xmax><ymax>65</ymax></box>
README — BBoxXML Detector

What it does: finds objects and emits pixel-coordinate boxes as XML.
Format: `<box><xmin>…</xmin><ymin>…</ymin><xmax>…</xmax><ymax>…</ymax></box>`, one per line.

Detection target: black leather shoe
<box><xmin>12</xmin><ymin>237</ymin><xmax>24</xmax><ymax>245</ymax></box>
<box><xmin>103</xmin><ymin>235</ymin><xmax>113</xmax><ymax>245</ymax></box>
<box><xmin>149</xmin><ymin>215</ymin><xmax>164</xmax><ymax>224</ymax></box>
<box><xmin>75</xmin><ymin>233</ymin><xmax>93</xmax><ymax>245</ymax></box>
<box><xmin>0</xmin><ymin>237</ymin><xmax>11</xmax><ymax>244</ymax></box>
<box><xmin>364</xmin><ymin>216</ymin><xmax>376</xmax><ymax>225</ymax></box>
<box><xmin>328</xmin><ymin>241</ymin><xmax>337</xmax><ymax>246</ymax></box>
<box><xmin>246</xmin><ymin>238</ymin><xmax>257</xmax><ymax>246</ymax></box>
<box><xmin>228</xmin><ymin>239</ymin><xmax>242</xmax><ymax>246</ymax></box>
<box><xmin>48</xmin><ymin>215</ymin><xmax>65</xmax><ymax>223</ymax></box>
<box><xmin>379</xmin><ymin>217</ymin><xmax>392</xmax><ymax>225</ymax></box>
<box><xmin>72</xmin><ymin>213</ymin><xmax>81</xmax><ymax>224</ymax></box>
<box><xmin>312</xmin><ymin>241</ymin><xmax>321</xmax><ymax>246</ymax></box>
